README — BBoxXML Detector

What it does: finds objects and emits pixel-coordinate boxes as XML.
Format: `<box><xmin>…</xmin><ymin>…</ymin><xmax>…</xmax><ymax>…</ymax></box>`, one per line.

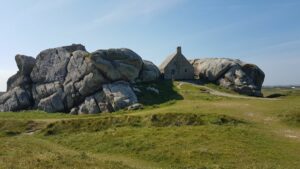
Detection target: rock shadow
<box><xmin>134</xmin><ymin>80</ymin><xmax>183</xmax><ymax>106</ymax></box>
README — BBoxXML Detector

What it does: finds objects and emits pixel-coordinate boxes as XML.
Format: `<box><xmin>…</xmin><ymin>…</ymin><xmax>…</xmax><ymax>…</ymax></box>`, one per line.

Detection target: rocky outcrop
<box><xmin>0</xmin><ymin>87</ymin><xmax>32</xmax><ymax>112</ymax></box>
<box><xmin>103</xmin><ymin>81</ymin><xmax>138</xmax><ymax>111</ymax></box>
<box><xmin>91</xmin><ymin>49</ymin><xmax>143</xmax><ymax>82</ymax></box>
<box><xmin>138</xmin><ymin>60</ymin><xmax>161</xmax><ymax>82</ymax></box>
<box><xmin>0</xmin><ymin>44</ymin><xmax>160</xmax><ymax>114</ymax></box>
<box><xmin>190</xmin><ymin>58</ymin><xmax>265</xmax><ymax>96</ymax></box>
<box><xmin>7</xmin><ymin>55</ymin><xmax>36</xmax><ymax>91</ymax></box>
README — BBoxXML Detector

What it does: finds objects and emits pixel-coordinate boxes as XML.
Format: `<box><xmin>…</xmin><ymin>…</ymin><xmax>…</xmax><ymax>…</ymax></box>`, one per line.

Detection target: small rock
<box><xmin>127</xmin><ymin>103</ymin><xmax>143</xmax><ymax>110</ymax></box>
<box><xmin>146</xmin><ymin>87</ymin><xmax>159</xmax><ymax>94</ymax></box>
<box><xmin>132</xmin><ymin>87</ymin><xmax>141</xmax><ymax>93</ymax></box>
<box><xmin>78</xmin><ymin>96</ymin><xmax>100</xmax><ymax>115</ymax></box>
<box><xmin>70</xmin><ymin>107</ymin><xmax>79</xmax><ymax>115</ymax></box>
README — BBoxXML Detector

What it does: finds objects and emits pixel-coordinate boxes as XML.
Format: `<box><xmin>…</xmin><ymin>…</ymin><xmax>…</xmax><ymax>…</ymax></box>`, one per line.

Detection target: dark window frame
<box><xmin>171</xmin><ymin>69</ymin><xmax>175</xmax><ymax>75</ymax></box>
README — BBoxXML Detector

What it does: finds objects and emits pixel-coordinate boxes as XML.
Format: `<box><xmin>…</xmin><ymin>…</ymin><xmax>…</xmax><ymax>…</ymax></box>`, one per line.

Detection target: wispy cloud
<box><xmin>26</xmin><ymin>0</ymin><xmax>73</xmax><ymax>13</ymax></box>
<box><xmin>92</xmin><ymin>0</ymin><xmax>184</xmax><ymax>27</ymax></box>
<box><xmin>265</xmin><ymin>40</ymin><xmax>300</xmax><ymax>49</ymax></box>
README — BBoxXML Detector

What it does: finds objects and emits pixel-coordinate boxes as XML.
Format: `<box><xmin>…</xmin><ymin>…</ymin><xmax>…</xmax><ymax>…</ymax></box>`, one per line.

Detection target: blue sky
<box><xmin>0</xmin><ymin>0</ymin><xmax>300</xmax><ymax>90</ymax></box>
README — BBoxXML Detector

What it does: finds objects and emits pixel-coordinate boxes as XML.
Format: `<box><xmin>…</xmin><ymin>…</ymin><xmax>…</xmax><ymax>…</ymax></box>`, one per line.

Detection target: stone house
<box><xmin>159</xmin><ymin>47</ymin><xmax>194</xmax><ymax>80</ymax></box>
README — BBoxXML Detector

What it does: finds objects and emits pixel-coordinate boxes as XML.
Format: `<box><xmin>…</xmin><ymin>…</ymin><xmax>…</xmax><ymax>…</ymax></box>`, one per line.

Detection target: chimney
<box><xmin>177</xmin><ymin>46</ymin><xmax>181</xmax><ymax>54</ymax></box>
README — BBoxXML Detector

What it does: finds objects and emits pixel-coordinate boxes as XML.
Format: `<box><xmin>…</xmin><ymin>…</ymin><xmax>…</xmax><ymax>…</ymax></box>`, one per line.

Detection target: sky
<box><xmin>0</xmin><ymin>0</ymin><xmax>300</xmax><ymax>91</ymax></box>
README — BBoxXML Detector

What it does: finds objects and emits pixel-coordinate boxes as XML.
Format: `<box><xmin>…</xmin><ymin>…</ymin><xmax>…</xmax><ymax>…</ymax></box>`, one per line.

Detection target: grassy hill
<box><xmin>0</xmin><ymin>81</ymin><xmax>300</xmax><ymax>169</ymax></box>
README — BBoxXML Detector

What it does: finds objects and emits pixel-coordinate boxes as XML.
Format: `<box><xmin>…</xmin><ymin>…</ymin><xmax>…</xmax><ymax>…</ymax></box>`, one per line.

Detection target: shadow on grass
<box><xmin>134</xmin><ymin>80</ymin><xmax>183</xmax><ymax>106</ymax></box>
<box><xmin>265</xmin><ymin>93</ymin><xmax>286</xmax><ymax>98</ymax></box>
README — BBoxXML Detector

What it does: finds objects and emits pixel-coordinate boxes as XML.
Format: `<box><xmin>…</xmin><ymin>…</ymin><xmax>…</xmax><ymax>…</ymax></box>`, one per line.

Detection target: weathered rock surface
<box><xmin>91</xmin><ymin>48</ymin><xmax>143</xmax><ymax>82</ymax></box>
<box><xmin>0</xmin><ymin>87</ymin><xmax>32</xmax><ymax>112</ymax></box>
<box><xmin>7</xmin><ymin>55</ymin><xmax>36</xmax><ymax>91</ymax></box>
<box><xmin>103</xmin><ymin>81</ymin><xmax>138</xmax><ymax>111</ymax></box>
<box><xmin>191</xmin><ymin>58</ymin><xmax>265</xmax><ymax>96</ymax></box>
<box><xmin>0</xmin><ymin>44</ymin><xmax>160</xmax><ymax>114</ymax></box>
<box><xmin>15</xmin><ymin>54</ymin><xmax>36</xmax><ymax>75</ymax></box>
<box><xmin>139</xmin><ymin>60</ymin><xmax>161</xmax><ymax>82</ymax></box>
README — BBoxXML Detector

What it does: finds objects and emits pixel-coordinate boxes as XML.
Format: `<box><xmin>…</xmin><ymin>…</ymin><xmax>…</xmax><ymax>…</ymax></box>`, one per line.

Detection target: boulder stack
<box><xmin>0</xmin><ymin>44</ymin><xmax>160</xmax><ymax>113</ymax></box>
<box><xmin>190</xmin><ymin>58</ymin><xmax>265</xmax><ymax>96</ymax></box>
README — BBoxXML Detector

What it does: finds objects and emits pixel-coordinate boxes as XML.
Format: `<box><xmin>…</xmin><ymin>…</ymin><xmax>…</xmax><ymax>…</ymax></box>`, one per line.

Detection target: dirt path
<box><xmin>242</xmin><ymin>110</ymin><xmax>300</xmax><ymax>141</ymax></box>
<box><xmin>177</xmin><ymin>82</ymin><xmax>300</xmax><ymax>141</ymax></box>
<box><xmin>177</xmin><ymin>82</ymin><xmax>279</xmax><ymax>100</ymax></box>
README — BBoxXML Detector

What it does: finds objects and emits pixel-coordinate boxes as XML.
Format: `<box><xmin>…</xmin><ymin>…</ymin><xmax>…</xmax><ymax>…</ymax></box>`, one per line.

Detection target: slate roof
<box><xmin>159</xmin><ymin>52</ymin><xmax>177</xmax><ymax>71</ymax></box>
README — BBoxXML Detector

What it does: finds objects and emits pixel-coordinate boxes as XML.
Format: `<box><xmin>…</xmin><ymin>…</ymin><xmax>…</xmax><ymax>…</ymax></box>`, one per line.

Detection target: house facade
<box><xmin>159</xmin><ymin>47</ymin><xmax>194</xmax><ymax>80</ymax></box>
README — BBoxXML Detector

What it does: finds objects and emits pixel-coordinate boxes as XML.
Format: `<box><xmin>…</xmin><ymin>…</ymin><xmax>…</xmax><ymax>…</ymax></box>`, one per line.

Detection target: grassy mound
<box><xmin>0</xmin><ymin>120</ymin><xmax>45</xmax><ymax>137</ymax></box>
<box><xmin>41</xmin><ymin>113</ymin><xmax>243</xmax><ymax>136</ymax></box>
<box><xmin>1</xmin><ymin>82</ymin><xmax>300</xmax><ymax>168</ymax></box>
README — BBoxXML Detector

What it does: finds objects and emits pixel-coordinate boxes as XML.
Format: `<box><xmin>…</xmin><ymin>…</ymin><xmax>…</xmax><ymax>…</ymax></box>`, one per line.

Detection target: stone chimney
<box><xmin>177</xmin><ymin>46</ymin><xmax>181</xmax><ymax>54</ymax></box>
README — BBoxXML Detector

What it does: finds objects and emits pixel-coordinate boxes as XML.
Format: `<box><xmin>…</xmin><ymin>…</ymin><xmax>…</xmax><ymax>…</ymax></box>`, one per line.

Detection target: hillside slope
<box><xmin>0</xmin><ymin>81</ymin><xmax>300</xmax><ymax>169</ymax></box>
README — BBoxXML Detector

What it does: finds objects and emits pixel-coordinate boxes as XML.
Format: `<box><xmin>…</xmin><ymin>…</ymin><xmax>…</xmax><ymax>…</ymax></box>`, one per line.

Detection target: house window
<box><xmin>171</xmin><ymin>69</ymin><xmax>175</xmax><ymax>75</ymax></box>
<box><xmin>184</xmin><ymin>69</ymin><xmax>187</xmax><ymax>73</ymax></box>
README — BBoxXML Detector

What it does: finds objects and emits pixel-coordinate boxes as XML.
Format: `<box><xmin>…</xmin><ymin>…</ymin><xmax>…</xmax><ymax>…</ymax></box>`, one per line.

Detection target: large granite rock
<box><xmin>7</xmin><ymin>55</ymin><xmax>36</xmax><ymax>91</ymax></box>
<box><xmin>78</xmin><ymin>96</ymin><xmax>100</xmax><ymax>115</ymax></box>
<box><xmin>0</xmin><ymin>54</ymin><xmax>36</xmax><ymax>112</ymax></box>
<box><xmin>0</xmin><ymin>44</ymin><xmax>160</xmax><ymax>114</ymax></box>
<box><xmin>138</xmin><ymin>60</ymin><xmax>161</xmax><ymax>82</ymax></box>
<box><xmin>0</xmin><ymin>87</ymin><xmax>32</xmax><ymax>112</ymax></box>
<box><xmin>37</xmin><ymin>90</ymin><xmax>65</xmax><ymax>113</ymax></box>
<box><xmin>15</xmin><ymin>54</ymin><xmax>36</xmax><ymax>75</ymax></box>
<box><xmin>90</xmin><ymin>48</ymin><xmax>143</xmax><ymax>82</ymax></box>
<box><xmin>76</xmin><ymin>91</ymin><xmax>112</xmax><ymax>115</ymax></box>
<box><xmin>31</xmin><ymin>47</ymin><xmax>72</xmax><ymax>83</ymax></box>
<box><xmin>7</xmin><ymin>73</ymin><xmax>32</xmax><ymax>91</ymax></box>
<box><xmin>191</xmin><ymin>58</ymin><xmax>265</xmax><ymax>96</ymax></box>
<box><xmin>103</xmin><ymin>81</ymin><xmax>138</xmax><ymax>111</ymax></box>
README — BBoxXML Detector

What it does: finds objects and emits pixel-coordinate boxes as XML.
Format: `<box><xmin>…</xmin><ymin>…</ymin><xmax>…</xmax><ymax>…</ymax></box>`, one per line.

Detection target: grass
<box><xmin>40</xmin><ymin>113</ymin><xmax>243</xmax><ymax>136</ymax></box>
<box><xmin>0</xmin><ymin>82</ymin><xmax>300</xmax><ymax>168</ymax></box>
<box><xmin>133</xmin><ymin>80</ymin><xmax>183</xmax><ymax>107</ymax></box>
<box><xmin>0</xmin><ymin>136</ymin><xmax>136</xmax><ymax>169</ymax></box>
<box><xmin>43</xmin><ymin>126</ymin><xmax>300</xmax><ymax>169</ymax></box>
<box><xmin>204</xmin><ymin>83</ymin><xmax>238</xmax><ymax>94</ymax></box>
<box><xmin>0</xmin><ymin>110</ymin><xmax>75</xmax><ymax>120</ymax></box>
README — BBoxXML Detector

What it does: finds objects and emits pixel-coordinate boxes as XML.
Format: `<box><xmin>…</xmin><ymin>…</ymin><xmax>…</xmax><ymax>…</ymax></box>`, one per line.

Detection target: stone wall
<box><xmin>163</xmin><ymin>54</ymin><xmax>194</xmax><ymax>80</ymax></box>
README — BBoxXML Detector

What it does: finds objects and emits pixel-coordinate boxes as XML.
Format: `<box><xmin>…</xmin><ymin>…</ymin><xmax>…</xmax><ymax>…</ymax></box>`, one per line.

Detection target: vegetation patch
<box><xmin>0</xmin><ymin>120</ymin><xmax>44</xmax><ymax>137</ymax></box>
<box><xmin>1</xmin><ymin>84</ymin><xmax>300</xmax><ymax>168</ymax></box>
<box><xmin>41</xmin><ymin>113</ymin><xmax>244</xmax><ymax>136</ymax></box>
<box><xmin>134</xmin><ymin>80</ymin><xmax>183</xmax><ymax>106</ymax></box>
<box><xmin>279</xmin><ymin>111</ymin><xmax>300</xmax><ymax>127</ymax></box>
<box><xmin>205</xmin><ymin>83</ymin><xmax>238</xmax><ymax>94</ymax></box>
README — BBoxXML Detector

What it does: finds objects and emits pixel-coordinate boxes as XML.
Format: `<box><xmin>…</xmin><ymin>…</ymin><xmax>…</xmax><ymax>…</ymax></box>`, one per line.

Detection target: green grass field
<box><xmin>0</xmin><ymin>81</ymin><xmax>300</xmax><ymax>169</ymax></box>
